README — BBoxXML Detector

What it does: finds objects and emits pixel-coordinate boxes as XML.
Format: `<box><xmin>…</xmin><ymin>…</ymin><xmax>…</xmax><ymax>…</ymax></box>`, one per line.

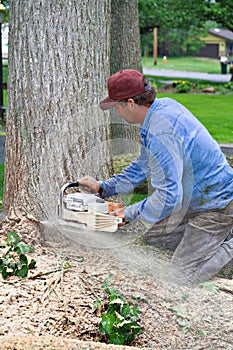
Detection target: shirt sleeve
<box><xmin>124</xmin><ymin>133</ymin><xmax>184</xmax><ymax>223</ymax></box>
<box><xmin>100</xmin><ymin>145</ymin><xmax>149</xmax><ymax>198</ymax></box>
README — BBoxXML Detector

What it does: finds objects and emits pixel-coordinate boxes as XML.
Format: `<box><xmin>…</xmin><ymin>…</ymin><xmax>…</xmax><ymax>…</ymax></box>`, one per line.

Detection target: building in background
<box><xmin>199</xmin><ymin>28</ymin><xmax>233</xmax><ymax>59</ymax></box>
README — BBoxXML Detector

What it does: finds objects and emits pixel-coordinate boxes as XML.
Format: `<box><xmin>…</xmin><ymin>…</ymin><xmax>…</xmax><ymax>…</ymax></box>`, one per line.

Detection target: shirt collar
<box><xmin>140</xmin><ymin>99</ymin><xmax>157</xmax><ymax>137</ymax></box>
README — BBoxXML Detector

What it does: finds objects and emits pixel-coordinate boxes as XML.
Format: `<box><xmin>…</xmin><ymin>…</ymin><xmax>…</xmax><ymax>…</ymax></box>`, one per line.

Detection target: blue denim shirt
<box><xmin>100</xmin><ymin>98</ymin><xmax>233</xmax><ymax>223</ymax></box>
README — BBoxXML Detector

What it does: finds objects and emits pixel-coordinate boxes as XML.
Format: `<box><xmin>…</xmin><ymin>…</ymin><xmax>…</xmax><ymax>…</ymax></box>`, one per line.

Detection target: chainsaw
<box><xmin>57</xmin><ymin>182</ymin><xmax>123</xmax><ymax>232</ymax></box>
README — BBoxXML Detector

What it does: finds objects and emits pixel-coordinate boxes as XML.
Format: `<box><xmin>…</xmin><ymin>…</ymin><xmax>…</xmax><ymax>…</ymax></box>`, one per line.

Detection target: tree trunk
<box><xmin>3</xmin><ymin>0</ymin><xmax>112</xmax><ymax>234</ymax></box>
<box><xmin>110</xmin><ymin>0</ymin><xmax>142</xmax><ymax>74</ymax></box>
<box><xmin>110</xmin><ymin>0</ymin><xmax>142</xmax><ymax>155</ymax></box>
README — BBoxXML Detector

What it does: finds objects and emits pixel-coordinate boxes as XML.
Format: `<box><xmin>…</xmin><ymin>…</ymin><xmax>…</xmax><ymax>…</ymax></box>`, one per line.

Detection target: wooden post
<box><xmin>153</xmin><ymin>27</ymin><xmax>157</xmax><ymax>65</ymax></box>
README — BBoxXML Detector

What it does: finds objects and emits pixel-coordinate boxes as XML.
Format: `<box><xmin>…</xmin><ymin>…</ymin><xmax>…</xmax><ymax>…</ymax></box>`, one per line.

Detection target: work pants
<box><xmin>144</xmin><ymin>201</ymin><xmax>233</xmax><ymax>284</ymax></box>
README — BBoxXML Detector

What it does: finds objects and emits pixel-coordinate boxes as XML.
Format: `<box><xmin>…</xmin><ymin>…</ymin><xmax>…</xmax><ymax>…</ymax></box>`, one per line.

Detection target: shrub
<box><xmin>173</xmin><ymin>80</ymin><xmax>192</xmax><ymax>93</ymax></box>
<box><xmin>94</xmin><ymin>275</ymin><xmax>142</xmax><ymax>345</ymax></box>
<box><xmin>0</xmin><ymin>231</ymin><xmax>36</xmax><ymax>279</ymax></box>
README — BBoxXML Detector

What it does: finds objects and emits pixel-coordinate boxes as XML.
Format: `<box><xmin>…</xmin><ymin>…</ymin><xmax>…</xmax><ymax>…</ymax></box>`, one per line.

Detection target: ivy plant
<box><xmin>94</xmin><ymin>275</ymin><xmax>142</xmax><ymax>345</ymax></box>
<box><xmin>0</xmin><ymin>231</ymin><xmax>36</xmax><ymax>279</ymax></box>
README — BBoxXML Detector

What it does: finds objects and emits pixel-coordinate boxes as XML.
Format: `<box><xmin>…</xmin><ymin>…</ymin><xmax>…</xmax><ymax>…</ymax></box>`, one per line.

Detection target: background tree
<box><xmin>138</xmin><ymin>0</ymin><xmax>233</xmax><ymax>57</ymax></box>
<box><xmin>138</xmin><ymin>0</ymin><xmax>207</xmax><ymax>34</ymax></box>
<box><xmin>139</xmin><ymin>0</ymin><xmax>207</xmax><ymax>56</ymax></box>
<box><xmin>205</xmin><ymin>0</ymin><xmax>233</xmax><ymax>31</ymax></box>
<box><xmin>2</xmin><ymin>0</ymin><xmax>113</xmax><ymax>235</ymax></box>
<box><xmin>1</xmin><ymin>0</ymin><xmax>9</xmax><ymax>21</ymax></box>
<box><xmin>110</xmin><ymin>0</ymin><xmax>142</xmax><ymax>156</ymax></box>
<box><xmin>110</xmin><ymin>0</ymin><xmax>142</xmax><ymax>74</ymax></box>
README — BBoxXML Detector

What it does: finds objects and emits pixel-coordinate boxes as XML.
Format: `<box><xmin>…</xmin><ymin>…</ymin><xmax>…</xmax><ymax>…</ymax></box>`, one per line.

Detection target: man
<box><xmin>79</xmin><ymin>69</ymin><xmax>233</xmax><ymax>284</ymax></box>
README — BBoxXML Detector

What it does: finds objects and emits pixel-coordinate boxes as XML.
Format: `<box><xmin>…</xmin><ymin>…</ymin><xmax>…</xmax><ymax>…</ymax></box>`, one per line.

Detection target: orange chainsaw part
<box><xmin>107</xmin><ymin>202</ymin><xmax>123</xmax><ymax>214</ymax></box>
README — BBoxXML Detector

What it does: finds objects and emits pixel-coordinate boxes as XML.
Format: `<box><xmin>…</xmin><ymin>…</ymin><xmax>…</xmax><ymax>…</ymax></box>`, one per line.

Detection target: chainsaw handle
<box><xmin>63</xmin><ymin>182</ymin><xmax>79</xmax><ymax>191</ymax></box>
<box><xmin>58</xmin><ymin>182</ymin><xmax>79</xmax><ymax>217</ymax></box>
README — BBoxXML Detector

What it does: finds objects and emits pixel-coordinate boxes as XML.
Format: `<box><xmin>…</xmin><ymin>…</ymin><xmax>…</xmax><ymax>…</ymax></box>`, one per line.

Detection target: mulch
<box><xmin>0</xmin><ymin>226</ymin><xmax>233</xmax><ymax>350</ymax></box>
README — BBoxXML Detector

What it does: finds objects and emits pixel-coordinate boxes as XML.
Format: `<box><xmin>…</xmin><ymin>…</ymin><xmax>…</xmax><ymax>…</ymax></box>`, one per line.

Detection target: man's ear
<box><xmin>127</xmin><ymin>98</ymin><xmax>135</xmax><ymax>105</ymax></box>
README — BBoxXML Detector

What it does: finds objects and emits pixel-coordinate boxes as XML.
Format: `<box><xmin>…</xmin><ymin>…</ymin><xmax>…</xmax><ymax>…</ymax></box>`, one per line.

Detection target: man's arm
<box><xmin>79</xmin><ymin>146</ymin><xmax>149</xmax><ymax>198</ymax></box>
<box><xmin>124</xmin><ymin>134</ymin><xmax>184</xmax><ymax>223</ymax></box>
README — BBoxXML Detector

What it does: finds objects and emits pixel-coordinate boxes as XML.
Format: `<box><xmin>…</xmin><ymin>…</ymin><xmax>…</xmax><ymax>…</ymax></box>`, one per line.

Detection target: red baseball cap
<box><xmin>99</xmin><ymin>69</ymin><xmax>146</xmax><ymax>110</ymax></box>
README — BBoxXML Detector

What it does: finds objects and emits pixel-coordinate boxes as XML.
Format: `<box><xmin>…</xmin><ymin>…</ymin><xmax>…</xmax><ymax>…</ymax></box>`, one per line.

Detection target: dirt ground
<box><xmin>0</xmin><ymin>222</ymin><xmax>233</xmax><ymax>350</ymax></box>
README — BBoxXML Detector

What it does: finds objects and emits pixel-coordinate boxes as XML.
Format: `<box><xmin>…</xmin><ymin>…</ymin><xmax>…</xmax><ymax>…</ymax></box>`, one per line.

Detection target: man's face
<box><xmin>114</xmin><ymin>102</ymin><xmax>136</xmax><ymax>124</ymax></box>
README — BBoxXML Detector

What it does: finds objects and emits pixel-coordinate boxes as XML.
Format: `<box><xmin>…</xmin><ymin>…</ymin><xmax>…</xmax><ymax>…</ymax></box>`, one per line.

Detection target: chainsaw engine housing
<box><xmin>58</xmin><ymin>182</ymin><xmax>122</xmax><ymax>232</ymax></box>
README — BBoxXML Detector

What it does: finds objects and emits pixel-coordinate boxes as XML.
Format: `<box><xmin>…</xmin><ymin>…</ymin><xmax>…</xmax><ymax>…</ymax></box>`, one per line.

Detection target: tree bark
<box><xmin>3</xmin><ymin>0</ymin><xmax>112</xmax><ymax>231</ymax></box>
<box><xmin>110</xmin><ymin>0</ymin><xmax>142</xmax><ymax>74</ymax></box>
<box><xmin>110</xmin><ymin>0</ymin><xmax>142</xmax><ymax>155</ymax></box>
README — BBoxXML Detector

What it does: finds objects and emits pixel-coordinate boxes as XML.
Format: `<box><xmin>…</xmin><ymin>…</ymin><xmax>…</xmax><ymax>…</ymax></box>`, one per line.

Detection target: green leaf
<box><xmin>28</xmin><ymin>259</ymin><xmax>36</xmax><ymax>269</ymax></box>
<box><xmin>120</xmin><ymin>303</ymin><xmax>131</xmax><ymax>318</ymax></box>
<box><xmin>199</xmin><ymin>281</ymin><xmax>219</xmax><ymax>294</ymax></box>
<box><xmin>14</xmin><ymin>246</ymin><xmax>21</xmax><ymax>254</ymax></box>
<box><xmin>124</xmin><ymin>332</ymin><xmax>134</xmax><ymax>344</ymax></box>
<box><xmin>118</xmin><ymin>319</ymin><xmax>135</xmax><ymax>330</ymax></box>
<box><xmin>177</xmin><ymin>320</ymin><xmax>192</xmax><ymax>333</ymax></box>
<box><xmin>93</xmin><ymin>299</ymin><xmax>101</xmax><ymax>311</ymax></box>
<box><xmin>15</xmin><ymin>265</ymin><xmax>28</xmax><ymax>278</ymax></box>
<box><xmin>181</xmin><ymin>293</ymin><xmax>190</xmax><ymax>301</ymax></box>
<box><xmin>8</xmin><ymin>262</ymin><xmax>16</xmax><ymax>270</ymax></box>
<box><xmin>161</xmin><ymin>301</ymin><xmax>172</xmax><ymax>309</ymax></box>
<box><xmin>195</xmin><ymin>328</ymin><xmax>205</xmax><ymax>336</ymax></box>
<box><xmin>131</xmin><ymin>325</ymin><xmax>142</xmax><ymax>336</ymax></box>
<box><xmin>7</xmin><ymin>232</ymin><xmax>20</xmax><ymax>247</ymax></box>
<box><xmin>114</xmin><ymin>310</ymin><xmax>124</xmax><ymax>322</ymax></box>
<box><xmin>161</xmin><ymin>302</ymin><xmax>187</xmax><ymax>319</ymax></box>
<box><xmin>19</xmin><ymin>254</ymin><xmax>28</xmax><ymax>266</ymax></box>
<box><xmin>101</xmin><ymin>273</ymin><xmax>113</xmax><ymax>289</ymax></box>
<box><xmin>130</xmin><ymin>305</ymin><xmax>140</xmax><ymax>318</ymax></box>
<box><xmin>100</xmin><ymin>313</ymin><xmax>115</xmax><ymax>334</ymax></box>
<box><xmin>106</xmin><ymin>287</ymin><xmax>118</xmax><ymax>296</ymax></box>
<box><xmin>109</xmin><ymin>332</ymin><xmax>125</xmax><ymax>345</ymax></box>
<box><xmin>131</xmin><ymin>292</ymin><xmax>149</xmax><ymax>303</ymax></box>
<box><xmin>1</xmin><ymin>266</ymin><xmax>8</xmax><ymax>279</ymax></box>
<box><xmin>99</xmin><ymin>322</ymin><xmax>105</xmax><ymax>335</ymax></box>
<box><xmin>108</xmin><ymin>303</ymin><xmax>121</xmax><ymax>315</ymax></box>
<box><xmin>173</xmin><ymin>307</ymin><xmax>187</xmax><ymax>319</ymax></box>
<box><xmin>15</xmin><ymin>242</ymin><xmax>35</xmax><ymax>254</ymax></box>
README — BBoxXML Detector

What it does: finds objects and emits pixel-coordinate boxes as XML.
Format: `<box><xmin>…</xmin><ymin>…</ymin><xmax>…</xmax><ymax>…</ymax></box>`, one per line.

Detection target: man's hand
<box><xmin>109</xmin><ymin>206</ymin><xmax>126</xmax><ymax>226</ymax></box>
<box><xmin>78</xmin><ymin>175</ymin><xmax>99</xmax><ymax>193</ymax></box>
<box><xmin>107</xmin><ymin>202</ymin><xmax>123</xmax><ymax>214</ymax></box>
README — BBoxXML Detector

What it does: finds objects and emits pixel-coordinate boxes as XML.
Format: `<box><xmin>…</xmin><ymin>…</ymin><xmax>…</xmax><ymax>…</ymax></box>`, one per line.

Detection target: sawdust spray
<box><xmin>40</xmin><ymin>131</ymin><xmax>184</xmax><ymax>285</ymax></box>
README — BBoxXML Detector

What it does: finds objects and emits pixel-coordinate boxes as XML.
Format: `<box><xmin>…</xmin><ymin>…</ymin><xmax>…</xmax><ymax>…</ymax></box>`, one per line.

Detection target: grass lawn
<box><xmin>157</xmin><ymin>93</ymin><xmax>233</xmax><ymax>143</ymax></box>
<box><xmin>3</xmin><ymin>89</ymin><xmax>7</xmax><ymax>108</ymax></box>
<box><xmin>3</xmin><ymin>63</ymin><xmax>8</xmax><ymax>108</ymax></box>
<box><xmin>142</xmin><ymin>56</ymin><xmax>223</xmax><ymax>74</ymax></box>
